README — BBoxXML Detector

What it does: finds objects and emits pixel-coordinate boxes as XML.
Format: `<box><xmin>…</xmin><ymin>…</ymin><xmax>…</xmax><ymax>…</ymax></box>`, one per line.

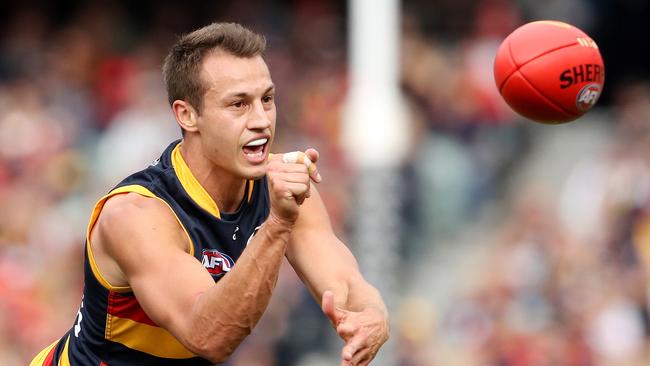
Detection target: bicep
<box><xmin>97</xmin><ymin>194</ymin><xmax>214</xmax><ymax>338</ymax></box>
<box><xmin>286</xmin><ymin>187</ymin><xmax>362</xmax><ymax>304</ymax></box>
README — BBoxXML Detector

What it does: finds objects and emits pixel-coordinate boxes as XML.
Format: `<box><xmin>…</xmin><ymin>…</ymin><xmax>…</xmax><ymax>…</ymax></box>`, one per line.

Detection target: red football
<box><xmin>494</xmin><ymin>20</ymin><xmax>605</xmax><ymax>124</ymax></box>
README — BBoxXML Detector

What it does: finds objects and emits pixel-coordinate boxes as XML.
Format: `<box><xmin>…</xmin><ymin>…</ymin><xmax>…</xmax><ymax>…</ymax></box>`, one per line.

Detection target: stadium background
<box><xmin>2</xmin><ymin>0</ymin><xmax>650</xmax><ymax>365</ymax></box>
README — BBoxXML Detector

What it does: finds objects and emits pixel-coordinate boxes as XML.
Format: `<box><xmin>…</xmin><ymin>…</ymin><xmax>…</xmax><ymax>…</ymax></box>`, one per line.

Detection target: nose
<box><xmin>247</xmin><ymin>100</ymin><xmax>273</xmax><ymax>131</ymax></box>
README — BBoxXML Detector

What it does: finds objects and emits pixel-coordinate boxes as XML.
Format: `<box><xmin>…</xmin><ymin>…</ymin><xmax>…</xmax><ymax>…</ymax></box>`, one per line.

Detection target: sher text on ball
<box><xmin>559</xmin><ymin>64</ymin><xmax>603</xmax><ymax>89</ymax></box>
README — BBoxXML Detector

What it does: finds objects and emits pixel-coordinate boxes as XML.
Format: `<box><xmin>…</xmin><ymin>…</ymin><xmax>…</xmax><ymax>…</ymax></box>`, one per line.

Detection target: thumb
<box><xmin>322</xmin><ymin>290</ymin><xmax>339</xmax><ymax>326</ymax></box>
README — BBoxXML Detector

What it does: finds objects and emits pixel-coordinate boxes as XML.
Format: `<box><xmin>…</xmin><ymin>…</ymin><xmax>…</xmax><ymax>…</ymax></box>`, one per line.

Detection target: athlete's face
<box><xmin>195</xmin><ymin>51</ymin><xmax>276</xmax><ymax>179</ymax></box>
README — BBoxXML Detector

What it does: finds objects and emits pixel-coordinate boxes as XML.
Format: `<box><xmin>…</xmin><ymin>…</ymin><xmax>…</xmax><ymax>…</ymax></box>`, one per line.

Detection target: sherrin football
<box><xmin>494</xmin><ymin>20</ymin><xmax>605</xmax><ymax>124</ymax></box>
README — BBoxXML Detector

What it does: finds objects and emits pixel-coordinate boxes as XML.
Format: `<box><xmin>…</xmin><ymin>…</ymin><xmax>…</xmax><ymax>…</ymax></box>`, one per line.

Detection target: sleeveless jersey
<box><xmin>31</xmin><ymin>140</ymin><xmax>270</xmax><ymax>365</ymax></box>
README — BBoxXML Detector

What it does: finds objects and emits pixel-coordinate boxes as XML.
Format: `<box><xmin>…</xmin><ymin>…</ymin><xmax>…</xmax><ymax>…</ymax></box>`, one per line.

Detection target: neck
<box><xmin>179</xmin><ymin>139</ymin><xmax>246</xmax><ymax>214</ymax></box>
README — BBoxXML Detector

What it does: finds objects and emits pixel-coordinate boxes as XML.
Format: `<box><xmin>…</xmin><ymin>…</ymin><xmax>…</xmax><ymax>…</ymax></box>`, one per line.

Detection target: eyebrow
<box><xmin>225</xmin><ymin>84</ymin><xmax>275</xmax><ymax>99</ymax></box>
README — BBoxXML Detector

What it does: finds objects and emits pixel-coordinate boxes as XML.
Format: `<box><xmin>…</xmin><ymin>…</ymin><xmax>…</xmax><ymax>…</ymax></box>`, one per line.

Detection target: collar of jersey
<box><xmin>171</xmin><ymin>142</ymin><xmax>222</xmax><ymax>218</ymax></box>
<box><xmin>171</xmin><ymin>142</ymin><xmax>255</xmax><ymax>219</ymax></box>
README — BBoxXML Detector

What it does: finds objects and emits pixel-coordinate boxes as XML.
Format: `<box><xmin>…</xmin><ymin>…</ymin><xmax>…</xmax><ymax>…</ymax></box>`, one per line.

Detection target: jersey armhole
<box><xmin>86</xmin><ymin>184</ymin><xmax>195</xmax><ymax>292</ymax></box>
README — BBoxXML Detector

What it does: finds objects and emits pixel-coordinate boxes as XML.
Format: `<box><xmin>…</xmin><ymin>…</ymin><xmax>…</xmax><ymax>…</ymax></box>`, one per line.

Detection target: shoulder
<box><xmin>89</xmin><ymin>192</ymin><xmax>190</xmax><ymax>287</ymax></box>
<box><xmin>100</xmin><ymin>192</ymin><xmax>170</xmax><ymax>224</ymax></box>
<box><xmin>96</xmin><ymin>192</ymin><xmax>187</xmax><ymax>251</ymax></box>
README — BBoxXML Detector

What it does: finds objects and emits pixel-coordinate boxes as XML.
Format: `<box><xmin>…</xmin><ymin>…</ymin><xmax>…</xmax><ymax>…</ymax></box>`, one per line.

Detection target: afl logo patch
<box><xmin>202</xmin><ymin>249</ymin><xmax>234</xmax><ymax>277</ymax></box>
<box><xmin>576</xmin><ymin>83</ymin><xmax>601</xmax><ymax>112</ymax></box>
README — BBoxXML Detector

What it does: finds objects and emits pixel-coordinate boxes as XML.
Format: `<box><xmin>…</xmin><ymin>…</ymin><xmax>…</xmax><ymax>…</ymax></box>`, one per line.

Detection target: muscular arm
<box><xmin>94</xmin><ymin>193</ymin><xmax>293</xmax><ymax>362</ymax></box>
<box><xmin>286</xmin><ymin>188</ymin><xmax>384</xmax><ymax>312</ymax></box>
<box><xmin>286</xmin><ymin>187</ymin><xmax>389</xmax><ymax>365</ymax></box>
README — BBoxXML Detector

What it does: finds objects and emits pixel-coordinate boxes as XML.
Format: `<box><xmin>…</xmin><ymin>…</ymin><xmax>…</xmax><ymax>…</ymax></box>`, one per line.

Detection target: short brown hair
<box><xmin>162</xmin><ymin>22</ymin><xmax>266</xmax><ymax>114</ymax></box>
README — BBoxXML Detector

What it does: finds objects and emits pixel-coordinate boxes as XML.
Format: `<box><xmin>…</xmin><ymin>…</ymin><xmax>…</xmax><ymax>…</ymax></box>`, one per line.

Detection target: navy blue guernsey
<box><xmin>31</xmin><ymin>139</ymin><xmax>270</xmax><ymax>366</ymax></box>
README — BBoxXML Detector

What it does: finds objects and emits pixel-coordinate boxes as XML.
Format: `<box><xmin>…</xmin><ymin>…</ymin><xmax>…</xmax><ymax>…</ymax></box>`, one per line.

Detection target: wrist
<box><xmin>267</xmin><ymin>210</ymin><xmax>297</xmax><ymax>229</ymax></box>
<box><xmin>261</xmin><ymin>212</ymin><xmax>297</xmax><ymax>241</ymax></box>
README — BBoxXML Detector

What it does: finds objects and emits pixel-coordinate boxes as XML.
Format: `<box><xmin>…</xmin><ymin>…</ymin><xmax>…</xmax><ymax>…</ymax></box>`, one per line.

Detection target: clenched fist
<box><xmin>267</xmin><ymin>148</ymin><xmax>321</xmax><ymax>223</ymax></box>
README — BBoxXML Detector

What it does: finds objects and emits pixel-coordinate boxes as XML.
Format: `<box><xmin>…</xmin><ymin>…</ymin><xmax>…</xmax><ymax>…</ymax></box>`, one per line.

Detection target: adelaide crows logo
<box><xmin>201</xmin><ymin>249</ymin><xmax>234</xmax><ymax>277</ymax></box>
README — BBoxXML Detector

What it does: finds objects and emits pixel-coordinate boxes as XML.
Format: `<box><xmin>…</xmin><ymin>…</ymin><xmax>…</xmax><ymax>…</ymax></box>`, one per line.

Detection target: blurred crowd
<box><xmin>396</xmin><ymin>82</ymin><xmax>650</xmax><ymax>365</ymax></box>
<box><xmin>1</xmin><ymin>0</ymin><xmax>650</xmax><ymax>365</ymax></box>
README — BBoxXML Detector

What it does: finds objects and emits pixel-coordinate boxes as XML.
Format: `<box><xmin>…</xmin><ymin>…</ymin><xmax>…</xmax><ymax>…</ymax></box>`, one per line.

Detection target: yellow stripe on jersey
<box><xmin>247</xmin><ymin>179</ymin><xmax>254</xmax><ymax>202</ymax></box>
<box><xmin>106</xmin><ymin>315</ymin><xmax>195</xmax><ymax>359</ymax></box>
<box><xmin>29</xmin><ymin>339</ymin><xmax>58</xmax><ymax>366</ymax></box>
<box><xmin>171</xmin><ymin>143</ymin><xmax>255</xmax><ymax>218</ymax></box>
<box><xmin>58</xmin><ymin>336</ymin><xmax>71</xmax><ymax>366</ymax></box>
<box><xmin>85</xmin><ymin>235</ymin><xmax>130</xmax><ymax>292</ymax></box>
<box><xmin>171</xmin><ymin>143</ymin><xmax>221</xmax><ymax>218</ymax></box>
<box><xmin>85</xmin><ymin>184</ymin><xmax>195</xmax><ymax>291</ymax></box>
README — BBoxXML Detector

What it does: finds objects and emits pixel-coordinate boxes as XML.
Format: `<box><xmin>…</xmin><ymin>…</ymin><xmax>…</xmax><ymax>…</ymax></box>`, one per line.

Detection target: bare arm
<box><xmin>93</xmin><ymin>154</ymin><xmax>317</xmax><ymax>363</ymax></box>
<box><xmin>286</xmin><ymin>184</ymin><xmax>389</xmax><ymax>366</ymax></box>
<box><xmin>286</xmin><ymin>188</ymin><xmax>385</xmax><ymax>313</ymax></box>
<box><xmin>94</xmin><ymin>194</ymin><xmax>292</xmax><ymax>362</ymax></box>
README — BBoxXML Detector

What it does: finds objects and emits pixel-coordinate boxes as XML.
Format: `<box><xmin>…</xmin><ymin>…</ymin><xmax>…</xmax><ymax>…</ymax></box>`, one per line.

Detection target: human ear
<box><xmin>172</xmin><ymin>100</ymin><xmax>199</xmax><ymax>133</ymax></box>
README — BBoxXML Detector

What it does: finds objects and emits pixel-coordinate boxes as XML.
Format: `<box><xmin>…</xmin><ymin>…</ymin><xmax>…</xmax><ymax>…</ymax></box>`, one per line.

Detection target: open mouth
<box><xmin>242</xmin><ymin>138</ymin><xmax>268</xmax><ymax>163</ymax></box>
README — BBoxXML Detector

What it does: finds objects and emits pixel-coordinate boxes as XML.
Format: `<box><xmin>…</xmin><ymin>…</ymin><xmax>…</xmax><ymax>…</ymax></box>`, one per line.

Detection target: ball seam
<box><xmin>500</xmin><ymin>41</ymin><xmax>579</xmax><ymax>93</ymax></box>
<box><xmin>517</xmin><ymin>69</ymin><xmax>580</xmax><ymax>119</ymax></box>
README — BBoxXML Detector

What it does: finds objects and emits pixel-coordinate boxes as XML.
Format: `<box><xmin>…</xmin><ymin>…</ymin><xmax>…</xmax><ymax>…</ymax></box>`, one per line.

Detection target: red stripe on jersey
<box><xmin>100</xmin><ymin>362</ymin><xmax>109</xmax><ymax>366</ymax></box>
<box><xmin>43</xmin><ymin>341</ymin><xmax>57</xmax><ymax>366</ymax></box>
<box><xmin>107</xmin><ymin>291</ymin><xmax>156</xmax><ymax>326</ymax></box>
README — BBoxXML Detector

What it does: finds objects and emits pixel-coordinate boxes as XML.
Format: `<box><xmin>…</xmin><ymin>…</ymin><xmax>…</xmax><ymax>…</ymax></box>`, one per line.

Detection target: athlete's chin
<box><xmin>240</xmin><ymin>165</ymin><xmax>267</xmax><ymax>180</ymax></box>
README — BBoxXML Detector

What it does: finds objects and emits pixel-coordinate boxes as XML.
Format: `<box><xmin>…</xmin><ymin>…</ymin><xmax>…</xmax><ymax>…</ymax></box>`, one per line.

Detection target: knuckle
<box><xmin>272</xmin><ymin>181</ymin><xmax>286</xmax><ymax>193</ymax></box>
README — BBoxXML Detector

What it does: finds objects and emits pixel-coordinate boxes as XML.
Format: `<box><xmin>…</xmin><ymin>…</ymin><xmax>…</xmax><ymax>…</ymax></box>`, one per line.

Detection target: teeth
<box><xmin>245</xmin><ymin>138</ymin><xmax>267</xmax><ymax>147</ymax></box>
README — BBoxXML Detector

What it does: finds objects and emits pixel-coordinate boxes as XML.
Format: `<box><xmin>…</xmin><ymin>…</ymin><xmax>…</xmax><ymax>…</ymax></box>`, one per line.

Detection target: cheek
<box><xmin>210</xmin><ymin>128</ymin><xmax>238</xmax><ymax>153</ymax></box>
<box><xmin>198</xmin><ymin>124</ymin><xmax>228</xmax><ymax>157</ymax></box>
<box><xmin>200</xmin><ymin>112</ymin><xmax>236</xmax><ymax>144</ymax></box>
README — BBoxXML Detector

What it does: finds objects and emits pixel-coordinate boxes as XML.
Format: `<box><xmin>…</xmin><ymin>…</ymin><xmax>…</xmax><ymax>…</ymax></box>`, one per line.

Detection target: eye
<box><xmin>262</xmin><ymin>95</ymin><xmax>274</xmax><ymax>103</ymax></box>
<box><xmin>231</xmin><ymin>101</ymin><xmax>246</xmax><ymax>109</ymax></box>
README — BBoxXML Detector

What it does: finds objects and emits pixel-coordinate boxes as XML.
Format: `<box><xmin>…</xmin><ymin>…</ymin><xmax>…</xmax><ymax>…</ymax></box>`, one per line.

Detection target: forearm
<box><xmin>184</xmin><ymin>214</ymin><xmax>293</xmax><ymax>361</ymax></box>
